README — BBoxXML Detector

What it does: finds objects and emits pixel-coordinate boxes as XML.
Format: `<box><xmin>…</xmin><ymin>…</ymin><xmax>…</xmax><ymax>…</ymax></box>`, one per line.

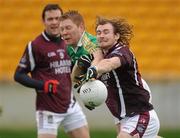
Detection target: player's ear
<box><xmin>79</xmin><ymin>22</ymin><xmax>85</xmax><ymax>32</ymax></box>
<box><xmin>42</xmin><ymin>18</ymin><xmax>45</xmax><ymax>25</ymax></box>
<box><xmin>115</xmin><ymin>33</ymin><xmax>120</xmax><ymax>41</ymax></box>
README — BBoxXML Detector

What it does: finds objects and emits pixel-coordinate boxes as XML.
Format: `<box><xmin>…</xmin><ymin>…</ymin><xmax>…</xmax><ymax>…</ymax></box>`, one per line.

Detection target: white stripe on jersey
<box><xmin>19</xmin><ymin>63</ymin><xmax>27</xmax><ymax>68</ymax></box>
<box><xmin>141</xmin><ymin>79</ymin><xmax>152</xmax><ymax>103</ymax></box>
<box><xmin>112</xmin><ymin>70</ymin><xmax>126</xmax><ymax>118</ymax></box>
<box><xmin>132</xmin><ymin>53</ymin><xmax>139</xmax><ymax>86</ymax></box>
<box><xmin>28</xmin><ymin>41</ymin><xmax>35</xmax><ymax>71</ymax></box>
<box><xmin>42</xmin><ymin>32</ymin><xmax>50</xmax><ymax>41</ymax></box>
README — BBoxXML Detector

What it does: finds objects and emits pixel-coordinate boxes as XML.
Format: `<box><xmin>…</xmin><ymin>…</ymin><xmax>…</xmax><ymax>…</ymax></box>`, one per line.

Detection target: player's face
<box><xmin>43</xmin><ymin>9</ymin><xmax>62</xmax><ymax>37</ymax></box>
<box><xmin>96</xmin><ymin>23</ymin><xmax>119</xmax><ymax>50</ymax></box>
<box><xmin>60</xmin><ymin>19</ymin><xmax>84</xmax><ymax>46</ymax></box>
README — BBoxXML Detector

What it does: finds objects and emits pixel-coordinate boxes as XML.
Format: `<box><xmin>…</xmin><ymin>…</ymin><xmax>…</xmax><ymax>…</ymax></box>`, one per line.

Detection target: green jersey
<box><xmin>67</xmin><ymin>31</ymin><xmax>98</xmax><ymax>65</ymax></box>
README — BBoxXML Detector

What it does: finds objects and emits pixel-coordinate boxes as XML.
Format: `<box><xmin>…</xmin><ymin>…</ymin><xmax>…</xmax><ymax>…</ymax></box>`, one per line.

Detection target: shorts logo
<box><xmin>137</xmin><ymin>124</ymin><xmax>146</xmax><ymax>133</ymax></box>
<box><xmin>139</xmin><ymin>118</ymin><xmax>146</xmax><ymax>124</ymax></box>
<box><xmin>136</xmin><ymin>112</ymin><xmax>149</xmax><ymax>136</ymax></box>
<box><xmin>47</xmin><ymin>115</ymin><xmax>53</xmax><ymax>124</ymax></box>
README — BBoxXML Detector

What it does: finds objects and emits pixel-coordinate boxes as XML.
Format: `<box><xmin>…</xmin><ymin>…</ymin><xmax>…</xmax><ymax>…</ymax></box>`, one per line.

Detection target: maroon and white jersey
<box><xmin>17</xmin><ymin>32</ymin><xmax>74</xmax><ymax>113</ymax></box>
<box><xmin>99</xmin><ymin>43</ymin><xmax>153</xmax><ymax>120</ymax></box>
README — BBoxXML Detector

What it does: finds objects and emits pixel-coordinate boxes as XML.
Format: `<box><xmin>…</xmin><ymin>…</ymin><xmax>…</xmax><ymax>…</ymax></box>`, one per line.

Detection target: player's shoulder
<box><xmin>115</xmin><ymin>44</ymin><xmax>131</xmax><ymax>53</ymax></box>
<box><xmin>31</xmin><ymin>32</ymin><xmax>45</xmax><ymax>46</ymax></box>
<box><xmin>107</xmin><ymin>44</ymin><xmax>130</xmax><ymax>59</ymax></box>
<box><xmin>23</xmin><ymin>35</ymin><xmax>41</xmax><ymax>52</ymax></box>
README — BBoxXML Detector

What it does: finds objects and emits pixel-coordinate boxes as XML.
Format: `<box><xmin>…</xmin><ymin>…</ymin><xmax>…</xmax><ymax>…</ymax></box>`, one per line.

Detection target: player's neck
<box><xmin>44</xmin><ymin>31</ymin><xmax>60</xmax><ymax>43</ymax></box>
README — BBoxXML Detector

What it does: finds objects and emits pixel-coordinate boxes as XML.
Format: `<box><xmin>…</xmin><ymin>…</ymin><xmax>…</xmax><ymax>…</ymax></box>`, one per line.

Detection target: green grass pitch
<box><xmin>0</xmin><ymin>128</ymin><xmax>180</xmax><ymax>138</ymax></box>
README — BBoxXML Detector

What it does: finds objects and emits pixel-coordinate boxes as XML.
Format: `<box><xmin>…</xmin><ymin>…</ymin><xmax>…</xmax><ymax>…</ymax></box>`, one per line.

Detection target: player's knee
<box><xmin>117</xmin><ymin>131</ymin><xmax>133</xmax><ymax>138</ymax></box>
<box><xmin>38</xmin><ymin>134</ymin><xmax>56</xmax><ymax>138</ymax></box>
<box><xmin>67</xmin><ymin>126</ymin><xmax>90</xmax><ymax>138</ymax></box>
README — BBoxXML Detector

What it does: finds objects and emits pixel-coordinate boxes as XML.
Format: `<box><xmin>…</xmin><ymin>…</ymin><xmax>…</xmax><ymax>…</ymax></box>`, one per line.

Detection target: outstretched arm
<box><xmin>95</xmin><ymin>57</ymin><xmax>121</xmax><ymax>75</ymax></box>
<box><xmin>85</xmin><ymin>57</ymin><xmax>121</xmax><ymax>81</ymax></box>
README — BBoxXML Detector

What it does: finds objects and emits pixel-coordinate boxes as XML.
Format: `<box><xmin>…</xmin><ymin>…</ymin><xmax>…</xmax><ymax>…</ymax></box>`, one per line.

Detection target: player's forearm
<box><xmin>14</xmin><ymin>71</ymin><xmax>44</xmax><ymax>90</ymax></box>
<box><xmin>96</xmin><ymin>60</ymin><xmax>115</xmax><ymax>74</ymax></box>
<box><xmin>96</xmin><ymin>57</ymin><xmax>121</xmax><ymax>74</ymax></box>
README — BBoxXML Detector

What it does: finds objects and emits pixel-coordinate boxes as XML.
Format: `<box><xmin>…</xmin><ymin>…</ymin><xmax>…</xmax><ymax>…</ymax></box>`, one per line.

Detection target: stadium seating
<box><xmin>0</xmin><ymin>0</ymin><xmax>180</xmax><ymax>81</ymax></box>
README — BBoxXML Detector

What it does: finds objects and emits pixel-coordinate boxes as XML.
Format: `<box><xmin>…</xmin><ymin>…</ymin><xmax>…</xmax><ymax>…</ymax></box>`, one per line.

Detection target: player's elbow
<box><xmin>14</xmin><ymin>71</ymin><xmax>23</xmax><ymax>83</ymax></box>
<box><xmin>14</xmin><ymin>71</ymin><xmax>19</xmax><ymax>82</ymax></box>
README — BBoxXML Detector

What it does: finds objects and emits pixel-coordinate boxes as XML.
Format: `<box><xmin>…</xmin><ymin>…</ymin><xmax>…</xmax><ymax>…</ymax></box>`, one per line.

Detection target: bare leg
<box><xmin>38</xmin><ymin>134</ymin><xmax>56</xmax><ymax>138</ymax></box>
<box><xmin>67</xmin><ymin>125</ymin><xmax>90</xmax><ymax>138</ymax></box>
<box><xmin>116</xmin><ymin>123</ymin><xmax>121</xmax><ymax>134</ymax></box>
<box><xmin>117</xmin><ymin>131</ymin><xmax>133</xmax><ymax>138</ymax></box>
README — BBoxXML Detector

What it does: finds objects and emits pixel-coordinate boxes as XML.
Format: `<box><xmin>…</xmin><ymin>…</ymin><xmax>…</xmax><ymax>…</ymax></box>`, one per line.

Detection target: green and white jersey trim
<box><xmin>67</xmin><ymin>31</ymin><xmax>98</xmax><ymax>65</ymax></box>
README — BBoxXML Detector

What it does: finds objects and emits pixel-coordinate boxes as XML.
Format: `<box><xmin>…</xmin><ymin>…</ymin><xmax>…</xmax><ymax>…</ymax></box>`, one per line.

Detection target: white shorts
<box><xmin>115</xmin><ymin>110</ymin><xmax>160</xmax><ymax>138</ymax></box>
<box><xmin>36</xmin><ymin>102</ymin><xmax>88</xmax><ymax>135</ymax></box>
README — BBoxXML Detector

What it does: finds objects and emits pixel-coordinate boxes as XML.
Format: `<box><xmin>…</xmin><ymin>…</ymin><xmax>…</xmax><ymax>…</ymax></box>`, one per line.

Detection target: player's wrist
<box><xmin>38</xmin><ymin>80</ymin><xmax>44</xmax><ymax>90</ymax></box>
<box><xmin>86</xmin><ymin>66</ymin><xmax>98</xmax><ymax>81</ymax></box>
<box><xmin>90</xmin><ymin>66</ymin><xmax>98</xmax><ymax>74</ymax></box>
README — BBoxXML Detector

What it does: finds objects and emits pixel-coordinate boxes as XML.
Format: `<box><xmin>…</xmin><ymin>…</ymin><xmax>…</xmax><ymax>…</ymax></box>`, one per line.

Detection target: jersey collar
<box><xmin>105</xmin><ymin>43</ymin><xmax>122</xmax><ymax>55</ymax></box>
<box><xmin>77</xmin><ymin>31</ymin><xmax>85</xmax><ymax>47</ymax></box>
<box><xmin>69</xmin><ymin>31</ymin><xmax>85</xmax><ymax>53</ymax></box>
<box><xmin>42</xmin><ymin>31</ymin><xmax>61</xmax><ymax>43</ymax></box>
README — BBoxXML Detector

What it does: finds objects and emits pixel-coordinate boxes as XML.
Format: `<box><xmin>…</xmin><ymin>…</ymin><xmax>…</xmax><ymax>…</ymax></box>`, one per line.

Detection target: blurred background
<box><xmin>0</xmin><ymin>0</ymin><xmax>180</xmax><ymax>137</ymax></box>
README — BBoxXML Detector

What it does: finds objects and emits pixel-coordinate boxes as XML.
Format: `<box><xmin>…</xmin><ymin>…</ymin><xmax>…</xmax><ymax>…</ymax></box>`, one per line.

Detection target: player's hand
<box><xmin>77</xmin><ymin>54</ymin><xmax>94</xmax><ymax>69</ymax></box>
<box><xmin>74</xmin><ymin>74</ymin><xmax>86</xmax><ymax>90</ymax></box>
<box><xmin>44</xmin><ymin>80</ymin><xmax>59</xmax><ymax>94</ymax></box>
<box><xmin>85</xmin><ymin>105</ymin><xmax>95</xmax><ymax>110</ymax></box>
<box><xmin>86</xmin><ymin>66</ymin><xmax>98</xmax><ymax>81</ymax></box>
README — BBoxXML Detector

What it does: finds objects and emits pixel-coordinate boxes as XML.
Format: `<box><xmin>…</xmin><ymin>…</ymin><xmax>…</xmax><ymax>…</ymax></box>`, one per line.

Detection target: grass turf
<box><xmin>0</xmin><ymin>129</ymin><xmax>180</xmax><ymax>138</ymax></box>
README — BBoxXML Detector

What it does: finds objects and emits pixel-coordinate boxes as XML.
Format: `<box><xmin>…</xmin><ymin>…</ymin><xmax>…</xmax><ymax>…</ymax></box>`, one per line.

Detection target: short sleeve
<box><xmin>16</xmin><ymin>41</ymin><xmax>36</xmax><ymax>73</ymax></box>
<box><xmin>109</xmin><ymin>47</ymin><xmax>132</xmax><ymax>68</ymax></box>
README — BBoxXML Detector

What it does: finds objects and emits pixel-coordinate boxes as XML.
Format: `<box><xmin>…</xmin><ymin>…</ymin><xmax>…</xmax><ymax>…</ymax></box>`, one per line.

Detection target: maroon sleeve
<box><xmin>108</xmin><ymin>47</ymin><xmax>133</xmax><ymax>68</ymax></box>
<box><xmin>15</xmin><ymin>44</ymin><xmax>31</xmax><ymax>73</ymax></box>
<box><xmin>14</xmin><ymin>43</ymin><xmax>44</xmax><ymax>90</ymax></box>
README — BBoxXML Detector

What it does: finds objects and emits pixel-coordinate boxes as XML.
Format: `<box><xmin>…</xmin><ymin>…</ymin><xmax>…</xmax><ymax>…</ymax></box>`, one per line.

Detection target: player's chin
<box><xmin>99</xmin><ymin>43</ymin><xmax>107</xmax><ymax>48</ymax></box>
<box><xmin>51</xmin><ymin>30</ymin><xmax>60</xmax><ymax>36</ymax></box>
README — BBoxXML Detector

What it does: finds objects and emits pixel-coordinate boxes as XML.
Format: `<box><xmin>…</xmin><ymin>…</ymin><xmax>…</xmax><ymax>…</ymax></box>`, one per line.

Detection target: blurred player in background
<box><xmin>59</xmin><ymin>10</ymin><xmax>103</xmax><ymax>99</ymax></box>
<box><xmin>85</xmin><ymin>16</ymin><xmax>160</xmax><ymax>138</ymax></box>
<box><xmin>14</xmin><ymin>4</ymin><xmax>90</xmax><ymax>138</ymax></box>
